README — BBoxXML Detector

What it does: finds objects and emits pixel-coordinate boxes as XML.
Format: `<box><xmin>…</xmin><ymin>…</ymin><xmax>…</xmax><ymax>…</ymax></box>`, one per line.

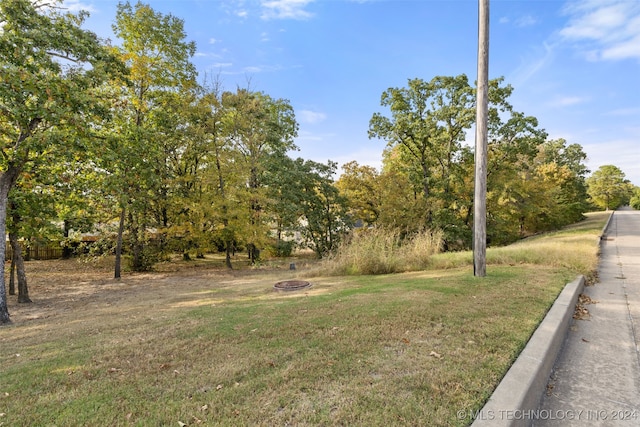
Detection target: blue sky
<box><xmin>67</xmin><ymin>0</ymin><xmax>640</xmax><ymax>185</ymax></box>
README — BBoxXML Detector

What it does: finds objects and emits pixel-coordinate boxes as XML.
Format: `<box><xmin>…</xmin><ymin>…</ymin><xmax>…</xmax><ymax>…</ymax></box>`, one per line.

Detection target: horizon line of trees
<box><xmin>1</xmin><ymin>0</ymin><xmax>637</xmax><ymax>324</ymax></box>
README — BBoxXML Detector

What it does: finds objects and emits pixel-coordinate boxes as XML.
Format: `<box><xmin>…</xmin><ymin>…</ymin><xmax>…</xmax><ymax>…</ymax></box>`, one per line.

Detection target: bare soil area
<box><xmin>5</xmin><ymin>256</ymin><xmax>317</xmax><ymax>327</ymax></box>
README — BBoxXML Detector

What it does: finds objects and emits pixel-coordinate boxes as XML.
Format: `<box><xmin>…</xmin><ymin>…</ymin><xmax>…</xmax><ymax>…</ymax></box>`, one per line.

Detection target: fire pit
<box><xmin>274</xmin><ymin>280</ymin><xmax>311</xmax><ymax>291</ymax></box>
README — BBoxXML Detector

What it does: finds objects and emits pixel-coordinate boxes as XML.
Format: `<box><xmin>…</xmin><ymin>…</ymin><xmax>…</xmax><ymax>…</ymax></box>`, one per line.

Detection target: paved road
<box><xmin>535</xmin><ymin>207</ymin><xmax>640</xmax><ymax>426</ymax></box>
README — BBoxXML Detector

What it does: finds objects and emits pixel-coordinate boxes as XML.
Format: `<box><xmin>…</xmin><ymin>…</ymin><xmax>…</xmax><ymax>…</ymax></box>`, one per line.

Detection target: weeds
<box><xmin>325</xmin><ymin>228</ymin><xmax>444</xmax><ymax>275</ymax></box>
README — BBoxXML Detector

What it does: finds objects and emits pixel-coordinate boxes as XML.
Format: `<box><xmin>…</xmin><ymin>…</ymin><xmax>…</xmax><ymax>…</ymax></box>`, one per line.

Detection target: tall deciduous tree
<box><xmin>0</xmin><ymin>0</ymin><xmax>121</xmax><ymax>323</ymax></box>
<box><xmin>269</xmin><ymin>157</ymin><xmax>349</xmax><ymax>258</ymax></box>
<box><xmin>222</xmin><ymin>89</ymin><xmax>298</xmax><ymax>263</ymax></box>
<box><xmin>335</xmin><ymin>161</ymin><xmax>380</xmax><ymax>227</ymax></box>
<box><xmin>587</xmin><ymin>165</ymin><xmax>633</xmax><ymax>210</ymax></box>
<box><xmin>109</xmin><ymin>1</ymin><xmax>197</xmax><ymax>274</ymax></box>
<box><xmin>369</xmin><ymin>75</ymin><xmax>475</xmax><ymax>210</ymax></box>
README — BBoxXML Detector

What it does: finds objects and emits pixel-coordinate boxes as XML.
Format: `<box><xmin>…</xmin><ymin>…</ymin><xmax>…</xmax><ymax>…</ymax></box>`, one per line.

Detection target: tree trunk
<box><xmin>9</xmin><ymin>232</ymin><xmax>31</xmax><ymax>303</ymax></box>
<box><xmin>0</xmin><ymin>166</ymin><xmax>22</xmax><ymax>324</ymax></box>
<box><xmin>225</xmin><ymin>241</ymin><xmax>233</xmax><ymax>269</ymax></box>
<box><xmin>114</xmin><ymin>205</ymin><xmax>125</xmax><ymax>279</ymax></box>
<box><xmin>62</xmin><ymin>219</ymin><xmax>72</xmax><ymax>259</ymax></box>
<box><xmin>128</xmin><ymin>211</ymin><xmax>146</xmax><ymax>271</ymax></box>
<box><xmin>9</xmin><ymin>252</ymin><xmax>16</xmax><ymax>295</ymax></box>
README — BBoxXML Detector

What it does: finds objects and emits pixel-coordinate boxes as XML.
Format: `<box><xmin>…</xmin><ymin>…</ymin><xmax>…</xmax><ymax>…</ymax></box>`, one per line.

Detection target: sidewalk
<box><xmin>535</xmin><ymin>207</ymin><xmax>640</xmax><ymax>426</ymax></box>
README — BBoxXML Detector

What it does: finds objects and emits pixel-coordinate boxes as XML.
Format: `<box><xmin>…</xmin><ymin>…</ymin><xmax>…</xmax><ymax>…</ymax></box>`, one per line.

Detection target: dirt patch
<box><xmin>4</xmin><ymin>257</ymin><xmax>317</xmax><ymax>327</ymax></box>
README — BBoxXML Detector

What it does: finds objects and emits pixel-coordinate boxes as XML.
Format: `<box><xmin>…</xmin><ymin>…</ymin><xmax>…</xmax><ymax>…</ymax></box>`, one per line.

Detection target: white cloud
<box><xmin>62</xmin><ymin>0</ymin><xmax>95</xmax><ymax>13</ymax></box>
<box><xmin>240</xmin><ymin>64</ymin><xmax>284</xmax><ymax>73</ymax></box>
<box><xmin>209</xmin><ymin>38</ymin><xmax>219</xmax><ymax>45</ymax></box>
<box><xmin>298</xmin><ymin>110</ymin><xmax>327</xmax><ymax>124</ymax></box>
<box><xmin>515</xmin><ymin>15</ymin><xmax>538</xmax><ymax>27</ymax></box>
<box><xmin>604</xmin><ymin>107</ymin><xmax>640</xmax><ymax>116</ymax></box>
<box><xmin>260</xmin><ymin>0</ymin><xmax>314</xmax><ymax>20</ymax></box>
<box><xmin>602</xmin><ymin>33</ymin><xmax>640</xmax><ymax>60</ymax></box>
<box><xmin>510</xmin><ymin>41</ymin><xmax>556</xmax><ymax>86</ymax></box>
<box><xmin>498</xmin><ymin>14</ymin><xmax>537</xmax><ymax>27</ymax></box>
<box><xmin>243</xmin><ymin>66</ymin><xmax>263</xmax><ymax>73</ymax></box>
<box><xmin>194</xmin><ymin>52</ymin><xmax>223</xmax><ymax>59</ymax></box>
<box><xmin>548</xmin><ymin>96</ymin><xmax>589</xmax><ymax>107</ymax></box>
<box><xmin>332</xmin><ymin>148</ymin><xmax>384</xmax><ymax>174</ymax></box>
<box><xmin>560</xmin><ymin>0</ymin><xmax>640</xmax><ymax>61</ymax></box>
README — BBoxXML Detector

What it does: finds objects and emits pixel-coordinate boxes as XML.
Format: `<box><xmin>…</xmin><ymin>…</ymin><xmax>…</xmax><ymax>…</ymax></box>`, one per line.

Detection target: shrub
<box><xmin>264</xmin><ymin>240</ymin><xmax>296</xmax><ymax>258</ymax></box>
<box><xmin>324</xmin><ymin>227</ymin><xmax>443</xmax><ymax>275</ymax></box>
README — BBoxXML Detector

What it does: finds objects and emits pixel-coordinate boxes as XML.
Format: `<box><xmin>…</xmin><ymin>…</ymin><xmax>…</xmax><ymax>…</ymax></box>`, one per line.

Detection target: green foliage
<box><xmin>267</xmin><ymin>157</ymin><xmax>350</xmax><ymax>258</ymax></box>
<box><xmin>0</xmin><ymin>0</ymin><xmax>598</xmax><ymax>302</ymax></box>
<box><xmin>0</xmin><ymin>0</ymin><xmax>124</xmax><ymax>322</ymax></box>
<box><xmin>105</xmin><ymin>1</ymin><xmax>199</xmax><ymax>271</ymax></box>
<box><xmin>335</xmin><ymin>161</ymin><xmax>380</xmax><ymax>226</ymax></box>
<box><xmin>264</xmin><ymin>239</ymin><xmax>296</xmax><ymax>258</ymax></box>
<box><xmin>367</xmin><ymin>75</ymin><xmax>591</xmax><ymax>249</ymax></box>
<box><xmin>586</xmin><ymin>165</ymin><xmax>634</xmax><ymax>210</ymax></box>
<box><xmin>369</xmin><ymin>75</ymin><xmax>476</xmax><ymax>206</ymax></box>
<box><xmin>630</xmin><ymin>187</ymin><xmax>640</xmax><ymax>210</ymax></box>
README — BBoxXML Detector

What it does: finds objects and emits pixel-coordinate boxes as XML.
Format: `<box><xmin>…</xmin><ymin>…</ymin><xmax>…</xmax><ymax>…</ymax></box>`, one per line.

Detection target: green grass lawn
<box><xmin>0</xmin><ymin>212</ymin><xmax>609</xmax><ymax>426</ymax></box>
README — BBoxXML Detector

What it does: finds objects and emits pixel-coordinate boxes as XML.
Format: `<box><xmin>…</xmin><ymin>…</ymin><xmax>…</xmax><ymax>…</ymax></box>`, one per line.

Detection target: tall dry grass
<box><xmin>324</xmin><ymin>227</ymin><xmax>444</xmax><ymax>275</ymax></box>
<box><xmin>428</xmin><ymin>211</ymin><xmax>609</xmax><ymax>281</ymax></box>
<box><xmin>324</xmin><ymin>211</ymin><xmax>609</xmax><ymax>279</ymax></box>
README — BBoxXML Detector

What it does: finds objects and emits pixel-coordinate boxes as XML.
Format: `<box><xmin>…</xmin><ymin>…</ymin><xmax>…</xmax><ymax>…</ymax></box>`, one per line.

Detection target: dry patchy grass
<box><xmin>0</xmin><ymin>212</ymin><xmax>609</xmax><ymax>426</ymax></box>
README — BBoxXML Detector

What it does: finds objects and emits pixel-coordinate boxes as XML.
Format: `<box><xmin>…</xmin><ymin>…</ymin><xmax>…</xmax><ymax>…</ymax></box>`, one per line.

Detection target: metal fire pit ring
<box><xmin>274</xmin><ymin>280</ymin><xmax>311</xmax><ymax>291</ymax></box>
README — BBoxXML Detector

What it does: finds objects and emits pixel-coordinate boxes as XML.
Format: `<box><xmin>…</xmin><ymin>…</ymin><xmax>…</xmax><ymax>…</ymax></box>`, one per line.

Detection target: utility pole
<box><xmin>474</xmin><ymin>0</ymin><xmax>489</xmax><ymax>277</ymax></box>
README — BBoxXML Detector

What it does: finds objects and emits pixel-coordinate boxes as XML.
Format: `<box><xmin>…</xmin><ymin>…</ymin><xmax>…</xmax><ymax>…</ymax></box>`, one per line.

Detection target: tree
<box><xmin>369</xmin><ymin>75</ymin><xmax>475</xmax><ymax>212</ymax></box>
<box><xmin>335</xmin><ymin>161</ymin><xmax>380</xmax><ymax>227</ymax></box>
<box><xmin>536</xmin><ymin>138</ymin><xmax>589</xmax><ymax>223</ymax></box>
<box><xmin>6</xmin><ymin>165</ymin><xmax>62</xmax><ymax>304</ymax></box>
<box><xmin>185</xmin><ymin>82</ymin><xmax>245</xmax><ymax>268</ymax></box>
<box><xmin>274</xmin><ymin>158</ymin><xmax>349</xmax><ymax>258</ymax></box>
<box><xmin>586</xmin><ymin>165</ymin><xmax>633</xmax><ymax>210</ymax></box>
<box><xmin>629</xmin><ymin>186</ymin><xmax>640</xmax><ymax>210</ymax></box>
<box><xmin>369</xmin><ymin>75</ymin><xmax>516</xmax><ymax>248</ymax></box>
<box><xmin>0</xmin><ymin>0</ymin><xmax>122</xmax><ymax>323</ymax></box>
<box><xmin>108</xmin><ymin>1</ymin><xmax>197</xmax><ymax>274</ymax></box>
<box><xmin>222</xmin><ymin>89</ymin><xmax>298</xmax><ymax>263</ymax></box>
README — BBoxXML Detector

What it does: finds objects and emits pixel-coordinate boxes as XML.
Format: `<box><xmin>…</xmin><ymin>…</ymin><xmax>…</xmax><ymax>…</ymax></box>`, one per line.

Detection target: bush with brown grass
<box><xmin>324</xmin><ymin>227</ymin><xmax>443</xmax><ymax>275</ymax></box>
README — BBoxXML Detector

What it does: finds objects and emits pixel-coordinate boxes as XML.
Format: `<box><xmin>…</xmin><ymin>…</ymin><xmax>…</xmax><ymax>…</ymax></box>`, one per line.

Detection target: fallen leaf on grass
<box><xmin>216</xmin><ymin>384</ymin><xmax>223</xmax><ymax>390</ymax></box>
<box><xmin>429</xmin><ymin>351</ymin><xmax>442</xmax><ymax>359</ymax></box>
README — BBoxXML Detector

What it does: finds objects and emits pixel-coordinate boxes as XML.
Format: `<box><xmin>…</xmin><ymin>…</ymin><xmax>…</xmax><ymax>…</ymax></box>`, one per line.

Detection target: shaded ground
<box><xmin>5</xmin><ymin>256</ymin><xmax>317</xmax><ymax>326</ymax></box>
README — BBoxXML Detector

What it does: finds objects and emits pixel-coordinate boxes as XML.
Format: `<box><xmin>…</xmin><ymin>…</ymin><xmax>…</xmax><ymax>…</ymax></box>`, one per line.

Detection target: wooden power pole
<box><xmin>474</xmin><ymin>0</ymin><xmax>489</xmax><ymax>277</ymax></box>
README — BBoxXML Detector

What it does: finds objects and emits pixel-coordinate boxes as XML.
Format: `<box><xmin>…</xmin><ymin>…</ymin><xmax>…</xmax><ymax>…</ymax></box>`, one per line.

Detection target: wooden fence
<box><xmin>4</xmin><ymin>243</ymin><xmax>63</xmax><ymax>261</ymax></box>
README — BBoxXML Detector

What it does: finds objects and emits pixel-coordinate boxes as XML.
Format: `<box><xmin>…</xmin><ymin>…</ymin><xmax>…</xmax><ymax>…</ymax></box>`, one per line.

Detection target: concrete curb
<box><xmin>471</xmin><ymin>275</ymin><xmax>585</xmax><ymax>427</ymax></box>
<box><xmin>470</xmin><ymin>211</ymin><xmax>614</xmax><ymax>426</ymax></box>
<box><xmin>600</xmin><ymin>210</ymin><xmax>615</xmax><ymax>240</ymax></box>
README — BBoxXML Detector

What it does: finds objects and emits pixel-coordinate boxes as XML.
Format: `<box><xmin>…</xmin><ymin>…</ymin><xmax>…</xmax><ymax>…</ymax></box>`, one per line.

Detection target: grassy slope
<box><xmin>0</xmin><ymin>212</ymin><xmax>609</xmax><ymax>426</ymax></box>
